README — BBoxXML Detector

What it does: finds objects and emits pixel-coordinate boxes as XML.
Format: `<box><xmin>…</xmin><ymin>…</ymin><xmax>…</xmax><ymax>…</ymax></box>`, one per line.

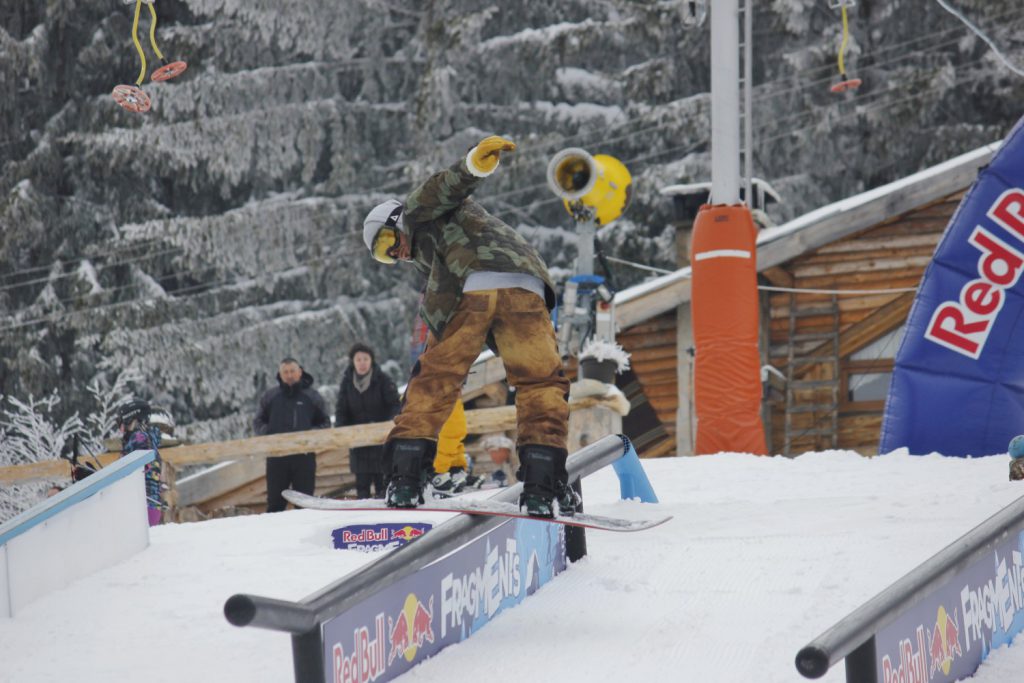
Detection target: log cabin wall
<box><xmin>764</xmin><ymin>191</ymin><xmax>965</xmax><ymax>456</ymax></box>
<box><xmin>617</xmin><ymin>311</ymin><xmax>678</xmax><ymax>457</ymax></box>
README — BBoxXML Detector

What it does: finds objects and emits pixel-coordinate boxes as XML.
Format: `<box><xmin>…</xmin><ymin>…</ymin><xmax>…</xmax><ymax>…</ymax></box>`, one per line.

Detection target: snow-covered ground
<box><xmin>3</xmin><ymin>450</ymin><xmax>1024</xmax><ymax>682</ymax></box>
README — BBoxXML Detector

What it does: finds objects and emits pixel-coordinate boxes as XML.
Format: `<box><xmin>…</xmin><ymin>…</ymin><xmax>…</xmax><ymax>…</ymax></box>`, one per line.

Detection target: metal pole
<box><xmin>291</xmin><ymin>629</ymin><xmax>325</xmax><ymax>683</ymax></box>
<box><xmin>710</xmin><ymin>0</ymin><xmax>740</xmax><ymax>204</ymax></box>
<box><xmin>743</xmin><ymin>0</ymin><xmax>753</xmax><ymax>205</ymax></box>
<box><xmin>576</xmin><ymin>217</ymin><xmax>596</xmax><ymax>276</ymax></box>
<box><xmin>224</xmin><ymin>594</ymin><xmax>317</xmax><ymax>634</ymax></box>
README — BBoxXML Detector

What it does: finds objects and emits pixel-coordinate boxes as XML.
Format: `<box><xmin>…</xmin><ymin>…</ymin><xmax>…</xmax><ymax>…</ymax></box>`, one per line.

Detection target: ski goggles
<box><xmin>370</xmin><ymin>205</ymin><xmax>404</xmax><ymax>265</ymax></box>
<box><xmin>370</xmin><ymin>226</ymin><xmax>402</xmax><ymax>264</ymax></box>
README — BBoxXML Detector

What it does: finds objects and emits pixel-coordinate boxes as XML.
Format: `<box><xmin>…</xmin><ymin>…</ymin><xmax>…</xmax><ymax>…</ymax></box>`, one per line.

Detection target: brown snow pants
<box><xmin>388</xmin><ymin>288</ymin><xmax>569</xmax><ymax>451</ymax></box>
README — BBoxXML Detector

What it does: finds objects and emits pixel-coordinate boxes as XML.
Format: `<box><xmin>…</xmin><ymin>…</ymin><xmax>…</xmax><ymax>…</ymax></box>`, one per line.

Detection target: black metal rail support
<box><xmin>225</xmin><ymin>434</ymin><xmax>633</xmax><ymax>683</ymax></box>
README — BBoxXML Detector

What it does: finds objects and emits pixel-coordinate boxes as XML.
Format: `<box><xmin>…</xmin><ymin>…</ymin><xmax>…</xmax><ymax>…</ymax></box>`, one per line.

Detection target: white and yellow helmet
<box><xmin>362</xmin><ymin>199</ymin><xmax>405</xmax><ymax>264</ymax></box>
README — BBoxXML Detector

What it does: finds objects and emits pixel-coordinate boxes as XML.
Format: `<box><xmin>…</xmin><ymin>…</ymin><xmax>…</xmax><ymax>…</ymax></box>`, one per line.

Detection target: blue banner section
<box><xmin>880</xmin><ymin>115</ymin><xmax>1024</xmax><ymax>457</ymax></box>
<box><xmin>321</xmin><ymin>518</ymin><xmax>566</xmax><ymax>683</ymax></box>
<box><xmin>873</xmin><ymin>525</ymin><xmax>1024</xmax><ymax>683</ymax></box>
<box><xmin>332</xmin><ymin>523</ymin><xmax>433</xmax><ymax>552</ymax></box>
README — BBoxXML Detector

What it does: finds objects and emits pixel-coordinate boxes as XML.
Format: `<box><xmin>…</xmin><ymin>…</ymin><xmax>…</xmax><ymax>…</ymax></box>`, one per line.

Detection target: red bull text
<box><xmin>881</xmin><ymin>626</ymin><xmax>928</xmax><ymax>683</ymax></box>
<box><xmin>332</xmin><ymin>614</ymin><xmax>385</xmax><ymax>683</ymax></box>
<box><xmin>342</xmin><ymin>529</ymin><xmax>390</xmax><ymax>544</ymax></box>
<box><xmin>925</xmin><ymin>189</ymin><xmax>1024</xmax><ymax>358</ymax></box>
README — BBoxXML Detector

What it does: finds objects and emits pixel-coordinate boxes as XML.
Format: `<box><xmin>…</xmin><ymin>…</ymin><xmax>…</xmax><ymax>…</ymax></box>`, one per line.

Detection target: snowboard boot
<box><xmin>517</xmin><ymin>444</ymin><xmax>567</xmax><ymax>518</ymax></box>
<box><xmin>430</xmin><ymin>466</ymin><xmax>485</xmax><ymax>496</ymax></box>
<box><xmin>384</xmin><ymin>439</ymin><xmax>435</xmax><ymax>508</ymax></box>
<box><xmin>449</xmin><ymin>466</ymin><xmax>484</xmax><ymax>491</ymax></box>
<box><xmin>430</xmin><ymin>470</ymin><xmax>458</xmax><ymax>494</ymax></box>
<box><xmin>463</xmin><ymin>472</ymin><xmax>485</xmax><ymax>490</ymax></box>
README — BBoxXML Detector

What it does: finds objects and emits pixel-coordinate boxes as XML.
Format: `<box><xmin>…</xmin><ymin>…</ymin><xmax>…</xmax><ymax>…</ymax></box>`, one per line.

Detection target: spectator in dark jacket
<box><xmin>254</xmin><ymin>358</ymin><xmax>330</xmax><ymax>512</ymax></box>
<box><xmin>335</xmin><ymin>344</ymin><xmax>401</xmax><ymax>498</ymax></box>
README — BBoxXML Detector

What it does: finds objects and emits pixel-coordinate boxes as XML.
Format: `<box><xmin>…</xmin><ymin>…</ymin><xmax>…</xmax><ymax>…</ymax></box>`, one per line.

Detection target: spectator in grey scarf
<box><xmin>335</xmin><ymin>344</ymin><xmax>401</xmax><ymax>498</ymax></box>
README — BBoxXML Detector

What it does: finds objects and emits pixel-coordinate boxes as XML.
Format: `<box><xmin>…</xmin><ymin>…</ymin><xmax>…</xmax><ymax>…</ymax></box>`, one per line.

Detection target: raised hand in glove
<box><xmin>466</xmin><ymin>135</ymin><xmax>516</xmax><ymax>177</ymax></box>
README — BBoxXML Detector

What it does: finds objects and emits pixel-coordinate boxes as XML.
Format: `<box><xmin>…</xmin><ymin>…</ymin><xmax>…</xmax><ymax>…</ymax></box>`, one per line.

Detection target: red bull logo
<box><xmin>391</xmin><ymin>525</ymin><xmax>428</xmax><ymax>543</ymax></box>
<box><xmin>333</xmin><ymin>523</ymin><xmax>431</xmax><ymax>551</ymax></box>
<box><xmin>928</xmin><ymin>605</ymin><xmax>963</xmax><ymax>677</ymax></box>
<box><xmin>387</xmin><ymin>593</ymin><xmax>435</xmax><ymax>666</ymax></box>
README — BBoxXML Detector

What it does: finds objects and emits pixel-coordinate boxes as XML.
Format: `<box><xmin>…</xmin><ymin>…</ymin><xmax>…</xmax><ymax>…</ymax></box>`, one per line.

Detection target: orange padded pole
<box><xmin>690</xmin><ymin>204</ymin><xmax>767</xmax><ymax>455</ymax></box>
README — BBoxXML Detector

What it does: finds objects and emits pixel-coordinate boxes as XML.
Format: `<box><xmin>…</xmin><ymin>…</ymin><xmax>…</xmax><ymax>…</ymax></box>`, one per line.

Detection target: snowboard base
<box><xmin>283</xmin><ymin>490</ymin><xmax>670</xmax><ymax>533</ymax></box>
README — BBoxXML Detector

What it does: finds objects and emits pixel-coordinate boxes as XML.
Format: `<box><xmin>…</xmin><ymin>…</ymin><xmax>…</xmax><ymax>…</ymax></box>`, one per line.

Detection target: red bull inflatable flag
<box><xmin>880</xmin><ymin>114</ymin><xmax>1024</xmax><ymax>457</ymax></box>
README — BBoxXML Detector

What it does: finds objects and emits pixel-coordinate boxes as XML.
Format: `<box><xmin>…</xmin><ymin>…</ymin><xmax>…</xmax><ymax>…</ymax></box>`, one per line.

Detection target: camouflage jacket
<box><xmin>403</xmin><ymin>158</ymin><xmax>556</xmax><ymax>339</ymax></box>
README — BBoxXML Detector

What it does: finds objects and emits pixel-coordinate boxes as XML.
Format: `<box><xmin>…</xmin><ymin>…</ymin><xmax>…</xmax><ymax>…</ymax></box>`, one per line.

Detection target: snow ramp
<box><xmin>0</xmin><ymin>450</ymin><xmax>154</xmax><ymax>617</ymax></box>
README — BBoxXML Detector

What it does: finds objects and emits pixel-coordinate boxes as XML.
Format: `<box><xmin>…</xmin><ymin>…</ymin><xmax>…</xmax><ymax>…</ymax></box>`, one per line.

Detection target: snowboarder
<box><xmin>361</xmin><ymin>135</ymin><xmax>577</xmax><ymax>518</ymax></box>
<box><xmin>118</xmin><ymin>399</ymin><xmax>164</xmax><ymax>525</ymax></box>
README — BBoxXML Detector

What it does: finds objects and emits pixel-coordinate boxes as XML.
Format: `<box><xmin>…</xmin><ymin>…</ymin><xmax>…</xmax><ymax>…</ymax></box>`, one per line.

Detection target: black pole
<box><xmin>843</xmin><ymin>638</ymin><xmax>878</xmax><ymax>683</ymax></box>
<box><xmin>292</xmin><ymin>629</ymin><xmax>325</xmax><ymax>683</ymax></box>
<box><xmin>564</xmin><ymin>477</ymin><xmax>587</xmax><ymax>562</ymax></box>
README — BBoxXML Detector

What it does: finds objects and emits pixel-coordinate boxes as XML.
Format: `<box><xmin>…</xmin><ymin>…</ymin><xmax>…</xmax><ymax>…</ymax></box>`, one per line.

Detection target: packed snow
<box><xmin>3</xmin><ymin>450</ymin><xmax>1024</xmax><ymax>682</ymax></box>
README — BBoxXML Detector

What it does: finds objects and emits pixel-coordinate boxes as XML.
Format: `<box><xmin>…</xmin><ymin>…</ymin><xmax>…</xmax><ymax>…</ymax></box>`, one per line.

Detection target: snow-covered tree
<box><xmin>0</xmin><ymin>392</ymin><xmax>83</xmax><ymax>466</ymax></box>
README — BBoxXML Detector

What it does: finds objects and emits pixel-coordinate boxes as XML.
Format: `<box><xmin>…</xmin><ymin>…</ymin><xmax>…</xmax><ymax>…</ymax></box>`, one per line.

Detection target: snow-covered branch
<box><xmin>0</xmin><ymin>392</ymin><xmax>84</xmax><ymax>466</ymax></box>
<box><xmin>83</xmin><ymin>368</ymin><xmax>142</xmax><ymax>454</ymax></box>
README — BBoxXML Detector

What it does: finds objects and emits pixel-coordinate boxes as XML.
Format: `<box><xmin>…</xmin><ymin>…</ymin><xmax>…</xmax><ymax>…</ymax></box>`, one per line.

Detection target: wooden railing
<box><xmin>0</xmin><ymin>406</ymin><xmax>519</xmax><ymax>486</ymax></box>
<box><xmin>0</xmin><ymin>392</ymin><xmax>628</xmax><ymax>518</ymax></box>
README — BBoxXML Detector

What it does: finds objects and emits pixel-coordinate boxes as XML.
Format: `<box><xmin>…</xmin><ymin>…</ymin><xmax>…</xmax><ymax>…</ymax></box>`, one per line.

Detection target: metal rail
<box><xmin>225</xmin><ymin>435</ymin><xmax>631</xmax><ymax>681</ymax></box>
<box><xmin>796</xmin><ymin>492</ymin><xmax>1024</xmax><ymax>679</ymax></box>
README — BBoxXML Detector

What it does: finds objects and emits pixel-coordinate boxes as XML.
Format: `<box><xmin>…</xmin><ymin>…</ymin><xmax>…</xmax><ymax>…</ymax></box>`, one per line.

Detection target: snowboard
<box><xmin>283</xmin><ymin>490</ymin><xmax>671</xmax><ymax>533</ymax></box>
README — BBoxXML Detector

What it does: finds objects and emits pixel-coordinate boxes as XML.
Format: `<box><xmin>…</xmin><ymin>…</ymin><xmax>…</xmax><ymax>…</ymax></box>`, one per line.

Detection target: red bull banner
<box><xmin>322</xmin><ymin>518</ymin><xmax>566</xmax><ymax>683</ymax></box>
<box><xmin>332</xmin><ymin>523</ymin><xmax>433</xmax><ymax>552</ymax></box>
<box><xmin>880</xmin><ymin>115</ymin><xmax>1024</xmax><ymax>457</ymax></box>
<box><xmin>873</xmin><ymin>527</ymin><xmax>1024</xmax><ymax>683</ymax></box>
